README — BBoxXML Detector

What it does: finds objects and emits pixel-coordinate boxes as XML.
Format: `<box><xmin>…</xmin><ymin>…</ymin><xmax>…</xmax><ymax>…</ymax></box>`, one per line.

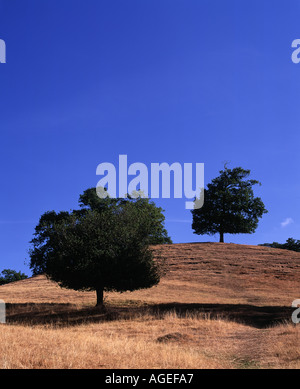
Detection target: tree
<box><xmin>0</xmin><ymin>269</ymin><xmax>28</xmax><ymax>285</ymax></box>
<box><xmin>29</xmin><ymin>188</ymin><xmax>170</xmax><ymax>307</ymax></box>
<box><xmin>79</xmin><ymin>188</ymin><xmax>172</xmax><ymax>245</ymax></box>
<box><xmin>191</xmin><ymin>166</ymin><xmax>268</xmax><ymax>242</ymax></box>
<box><xmin>260</xmin><ymin>238</ymin><xmax>300</xmax><ymax>252</ymax></box>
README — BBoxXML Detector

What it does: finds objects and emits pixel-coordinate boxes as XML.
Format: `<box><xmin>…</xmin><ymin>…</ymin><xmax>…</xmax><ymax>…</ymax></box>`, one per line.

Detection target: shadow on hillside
<box><xmin>5</xmin><ymin>302</ymin><xmax>294</xmax><ymax>329</ymax></box>
<box><xmin>149</xmin><ymin>303</ymin><xmax>294</xmax><ymax>329</ymax></box>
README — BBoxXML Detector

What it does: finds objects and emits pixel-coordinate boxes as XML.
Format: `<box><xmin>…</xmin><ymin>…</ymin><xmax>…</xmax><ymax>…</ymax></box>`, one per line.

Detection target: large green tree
<box><xmin>79</xmin><ymin>188</ymin><xmax>172</xmax><ymax>245</ymax></box>
<box><xmin>29</xmin><ymin>188</ymin><xmax>170</xmax><ymax>307</ymax></box>
<box><xmin>191</xmin><ymin>166</ymin><xmax>268</xmax><ymax>243</ymax></box>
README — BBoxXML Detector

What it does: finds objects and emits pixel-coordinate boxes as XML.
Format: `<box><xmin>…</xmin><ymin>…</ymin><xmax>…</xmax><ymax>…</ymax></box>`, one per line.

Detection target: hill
<box><xmin>1</xmin><ymin>242</ymin><xmax>300</xmax><ymax>369</ymax></box>
<box><xmin>1</xmin><ymin>242</ymin><xmax>300</xmax><ymax>307</ymax></box>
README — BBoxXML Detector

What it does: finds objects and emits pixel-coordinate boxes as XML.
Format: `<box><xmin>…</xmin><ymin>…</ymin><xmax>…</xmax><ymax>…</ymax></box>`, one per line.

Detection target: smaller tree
<box><xmin>0</xmin><ymin>269</ymin><xmax>28</xmax><ymax>285</ymax></box>
<box><xmin>260</xmin><ymin>238</ymin><xmax>300</xmax><ymax>252</ymax></box>
<box><xmin>191</xmin><ymin>166</ymin><xmax>268</xmax><ymax>242</ymax></box>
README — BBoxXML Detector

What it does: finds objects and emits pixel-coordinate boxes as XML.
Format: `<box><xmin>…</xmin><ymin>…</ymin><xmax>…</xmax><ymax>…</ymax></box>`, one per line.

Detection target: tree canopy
<box><xmin>79</xmin><ymin>188</ymin><xmax>172</xmax><ymax>245</ymax></box>
<box><xmin>29</xmin><ymin>188</ymin><xmax>171</xmax><ymax>306</ymax></box>
<box><xmin>191</xmin><ymin>166</ymin><xmax>268</xmax><ymax>242</ymax></box>
<box><xmin>260</xmin><ymin>238</ymin><xmax>300</xmax><ymax>252</ymax></box>
<box><xmin>0</xmin><ymin>269</ymin><xmax>28</xmax><ymax>285</ymax></box>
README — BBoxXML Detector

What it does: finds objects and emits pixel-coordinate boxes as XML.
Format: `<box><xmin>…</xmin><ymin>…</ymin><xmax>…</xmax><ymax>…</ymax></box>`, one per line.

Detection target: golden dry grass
<box><xmin>1</xmin><ymin>242</ymin><xmax>300</xmax><ymax>369</ymax></box>
<box><xmin>1</xmin><ymin>242</ymin><xmax>300</xmax><ymax>306</ymax></box>
<box><xmin>1</xmin><ymin>311</ymin><xmax>300</xmax><ymax>369</ymax></box>
<box><xmin>0</xmin><ymin>313</ymin><xmax>234</xmax><ymax>369</ymax></box>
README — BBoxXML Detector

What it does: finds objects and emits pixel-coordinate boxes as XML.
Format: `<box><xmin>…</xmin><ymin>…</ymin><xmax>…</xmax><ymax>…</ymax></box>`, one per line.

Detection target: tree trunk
<box><xmin>96</xmin><ymin>287</ymin><xmax>104</xmax><ymax>307</ymax></box>
<box><xmin>219</xmin><ymin>231</ymin><xmax>224</xmax><ymax>243</ymax></box>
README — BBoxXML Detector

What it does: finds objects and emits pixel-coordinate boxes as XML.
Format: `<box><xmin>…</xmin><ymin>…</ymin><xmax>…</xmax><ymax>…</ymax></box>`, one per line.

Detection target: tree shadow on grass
<box><xmin>6</xmin><ymin>303</ymin><xmax>114</xmax><ymax>326</ymax></box>
<box><xmin>5</xmin><ymin>302</ymin><xmax>295</xmax><ymax>329</ymax></box>
<box><xmin>147</xmin><ymin>303</ymin><xmax>295</xmax><ymax>329</ymax></box>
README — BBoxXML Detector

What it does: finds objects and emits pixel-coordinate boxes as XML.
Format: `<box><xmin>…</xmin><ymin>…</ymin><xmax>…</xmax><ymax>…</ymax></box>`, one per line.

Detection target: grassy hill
<box><xmin>1</xmin><ymin>242</ymin><xmax>300</xmax><ymax>307</ymax></box>
<box><xmin>1</xmin><ymin>242</ymin><xmax>300</xmax><ymax>369</ymax></box>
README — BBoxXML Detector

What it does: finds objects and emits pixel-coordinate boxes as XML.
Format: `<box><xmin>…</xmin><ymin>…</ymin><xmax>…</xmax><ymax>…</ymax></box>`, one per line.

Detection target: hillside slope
<box><xmin>1</xmin><ymin>242</ymin><xmax>300</xmax><ymax>307</ymax></box>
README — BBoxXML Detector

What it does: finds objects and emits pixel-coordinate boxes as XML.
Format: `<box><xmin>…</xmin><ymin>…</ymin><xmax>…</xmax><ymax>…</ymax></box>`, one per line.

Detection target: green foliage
<box><xmin>29</xmin><ymin>188</ymin><xmax>171</xmax><ymax>305</ymax></box>
<box><xmin>260</xmin><ymin>238</ymin><xmax>300</xmax><ymax>252</ymax></box>
<box><xmin>0</xmin><ymin>269</ymin><xmax>28</xmax><ymax>285</ymax></box>
<box><xmin>79</xmin><ymin>188</ymin><xmax>172</xmax><ymax>245</ymax></box>
<box><xmin>191</xmin><ymin>166</ymin><xmax>268</xmax><ymax>242</ymax></box>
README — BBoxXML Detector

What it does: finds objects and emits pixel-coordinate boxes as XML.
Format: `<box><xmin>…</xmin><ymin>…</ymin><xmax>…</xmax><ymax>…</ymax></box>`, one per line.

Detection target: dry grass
<box><xmin>1</xmin><ymin>311</ymin><xmax>300</xmax><ymax>369</ymax></box>
<box><xmin>0</xmin><ymin>312</ymin><xmax>233</xmax><ymax>369</ymax></box>
<box><xmin>1</xmin><ymin>242</ymin><xmax>300</xmax><ymax>369</ymax></box>
<box><xmin>0</xmin><ymin>311</ymin><xmax>260</xmax><ymax>369</ymax></box>
<box><xmin>260</xmin><ymin>322</ymin><xmax>300</xmax><ymax>369</ymax></box>
<box><xmin>1</xmin><ymin>242</ymin><xmax>300</xmax><ymax>307</ymax></box>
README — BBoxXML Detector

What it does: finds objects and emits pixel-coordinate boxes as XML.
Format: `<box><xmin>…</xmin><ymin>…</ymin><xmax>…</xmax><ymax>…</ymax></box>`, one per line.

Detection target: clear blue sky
<box><xmin>0</xmin><ymin>0</ymin><xmax>299</xmax><ymax>275</ymax></box>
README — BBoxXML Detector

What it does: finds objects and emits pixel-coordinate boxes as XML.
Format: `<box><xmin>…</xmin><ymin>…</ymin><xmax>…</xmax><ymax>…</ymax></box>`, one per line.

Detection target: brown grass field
<box><xmin>1</xmin><ymin>242</ymin><xmax>300</xmax><ymax>369</ymax></box>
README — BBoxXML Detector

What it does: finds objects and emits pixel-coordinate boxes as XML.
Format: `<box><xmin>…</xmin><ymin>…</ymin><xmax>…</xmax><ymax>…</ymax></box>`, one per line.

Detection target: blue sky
<box><xmin>0</xmin><ymin>0</ymin><xmax>299</xmax><ymax>275</ymax></box>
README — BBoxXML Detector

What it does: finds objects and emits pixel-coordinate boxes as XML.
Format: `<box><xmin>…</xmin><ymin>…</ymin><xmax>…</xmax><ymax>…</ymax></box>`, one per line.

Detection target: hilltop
<box><xmin>1</xmin><ymin>242</ymin><xmax>300</xmax><ymax>307</ymax></box>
